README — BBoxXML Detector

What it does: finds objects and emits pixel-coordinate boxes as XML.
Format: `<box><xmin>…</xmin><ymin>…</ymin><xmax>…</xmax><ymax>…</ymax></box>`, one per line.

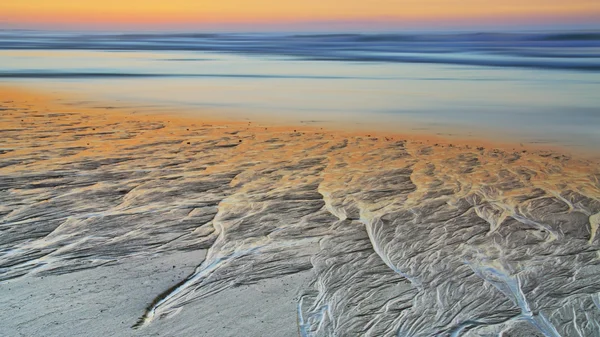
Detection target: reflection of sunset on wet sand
<box><xmin>2</xmin><ymin>86</ymin><xmax>600</xmax><ymax>336</ymax></box>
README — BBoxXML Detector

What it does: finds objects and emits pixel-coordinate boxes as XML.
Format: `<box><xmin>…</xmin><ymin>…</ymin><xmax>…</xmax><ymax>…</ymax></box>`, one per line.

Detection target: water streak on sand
<box><xmin>1</xmin><ymin>87</ymin><xmax>600</xmax><ymax>336</ymax></box>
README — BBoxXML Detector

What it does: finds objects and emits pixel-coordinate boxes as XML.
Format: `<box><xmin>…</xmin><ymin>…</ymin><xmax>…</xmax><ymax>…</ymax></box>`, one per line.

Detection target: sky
<box><xmin>1</xmin><ymin>0</ymin><xmax>599</xmax><ymax>31</ymax></box>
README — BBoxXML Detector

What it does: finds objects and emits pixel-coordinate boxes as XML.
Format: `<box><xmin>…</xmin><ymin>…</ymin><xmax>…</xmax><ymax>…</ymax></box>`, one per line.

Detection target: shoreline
<box><xmin>2</xmin><ymin>84</ymin><xmax>598</xmax><ymax>164</ymax></box>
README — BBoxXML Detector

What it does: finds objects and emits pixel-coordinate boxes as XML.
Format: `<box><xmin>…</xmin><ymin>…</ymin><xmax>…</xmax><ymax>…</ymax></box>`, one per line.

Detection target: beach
<box><xmin>1</xmin><ymin>85</ymin><xmax>600</xmax><ymax>336</ymax></box>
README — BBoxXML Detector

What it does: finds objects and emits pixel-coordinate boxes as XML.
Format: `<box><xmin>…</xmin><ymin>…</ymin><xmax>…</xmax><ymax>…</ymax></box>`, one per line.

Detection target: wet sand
<box><xmin>1</xmin><ymin>85</ymin><xmax>600</xmax><ymax>336</ymax></box>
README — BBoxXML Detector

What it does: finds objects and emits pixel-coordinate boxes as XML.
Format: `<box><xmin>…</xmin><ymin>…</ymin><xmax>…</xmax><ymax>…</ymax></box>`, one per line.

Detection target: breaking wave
<box><xmin>1</xmin><ymin>31</ymin><xmax>600</xmax><ymax>71</ymax></box>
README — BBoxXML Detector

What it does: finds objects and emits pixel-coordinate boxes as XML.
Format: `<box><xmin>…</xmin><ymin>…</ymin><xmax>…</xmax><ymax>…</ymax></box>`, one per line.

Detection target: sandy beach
<box><xmin>1</xmin><ymin>85</ymin><xmax>600</xmax><ymax>336</ymax></box>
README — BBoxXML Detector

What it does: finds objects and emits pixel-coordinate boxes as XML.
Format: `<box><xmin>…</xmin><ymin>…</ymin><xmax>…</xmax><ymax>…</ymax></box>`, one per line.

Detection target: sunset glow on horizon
<box><xmin>1</xmin><ymin>0</ymin><xmax>600</xmax><ymax>30</ymax></box>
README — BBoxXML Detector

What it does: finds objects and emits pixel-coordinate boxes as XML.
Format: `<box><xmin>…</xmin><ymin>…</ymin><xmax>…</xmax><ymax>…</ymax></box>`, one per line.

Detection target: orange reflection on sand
<box><xmin>2</xmin><ymin>85</ymin><xmax>598</xmax><ymax>211</ymax></box>
<box><xmin>1</xmin><ymin>84</ymin><xmax>598</xmax><ymax>169</ymax></box>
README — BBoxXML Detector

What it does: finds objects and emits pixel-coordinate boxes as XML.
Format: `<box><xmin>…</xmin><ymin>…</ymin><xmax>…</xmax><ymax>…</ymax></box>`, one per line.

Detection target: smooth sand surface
<box><xmin>1</xmin><ymin>86</ymin><xmax>600</xmax><ymax>336</ymax></box>
<box><xmin>1</xmin><ymin>249</ymin><xmax>310</xmax><ymax>337</ymax></box>
<box><xmin>1</xmin><ymin>250</ymin><xmax>206</xmax><ymax>336</ymax></box>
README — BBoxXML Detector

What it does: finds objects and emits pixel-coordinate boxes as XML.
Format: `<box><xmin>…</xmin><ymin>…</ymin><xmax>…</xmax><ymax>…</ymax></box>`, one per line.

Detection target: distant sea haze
<box><xmin>1</xmin><ymin>31</ymin><xmax>600</xmax><ymax>71</ymax></box>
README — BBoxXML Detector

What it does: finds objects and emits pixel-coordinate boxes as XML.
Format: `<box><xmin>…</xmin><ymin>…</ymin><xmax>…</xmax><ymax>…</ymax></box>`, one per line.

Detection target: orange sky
<box><xmin>1</xmin><ymin>0</ymin><xmax>599</xmax><ymax>28</ymax></box>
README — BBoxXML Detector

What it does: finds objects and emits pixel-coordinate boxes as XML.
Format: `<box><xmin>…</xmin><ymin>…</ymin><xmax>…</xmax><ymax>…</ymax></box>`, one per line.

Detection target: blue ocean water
<box><xmin>1</xmin><ymin>30</ymin><xmax>599</xmax><ymax>149</ymax></box>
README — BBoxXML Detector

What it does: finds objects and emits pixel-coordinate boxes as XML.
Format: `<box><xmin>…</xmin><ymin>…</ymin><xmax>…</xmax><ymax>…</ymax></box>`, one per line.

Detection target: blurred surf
<box><xmin>1</xmin><ymin>31</ymin><xmax>600</xmax><ymax>71</ymax></box>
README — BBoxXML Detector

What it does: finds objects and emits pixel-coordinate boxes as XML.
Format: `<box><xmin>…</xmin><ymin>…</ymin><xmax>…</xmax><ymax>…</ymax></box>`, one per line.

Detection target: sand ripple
<box><xmin>1</xmin><ymin>91</ymin><xmax>600</xmax><ymax>336</ymax></box>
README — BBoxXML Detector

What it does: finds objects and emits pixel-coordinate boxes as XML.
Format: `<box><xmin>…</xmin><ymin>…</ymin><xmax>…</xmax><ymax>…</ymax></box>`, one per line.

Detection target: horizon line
<box><xmin>1</xmin><ymin>14</ymin><xmax>599</xmax><ymax>32</ymax></box>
